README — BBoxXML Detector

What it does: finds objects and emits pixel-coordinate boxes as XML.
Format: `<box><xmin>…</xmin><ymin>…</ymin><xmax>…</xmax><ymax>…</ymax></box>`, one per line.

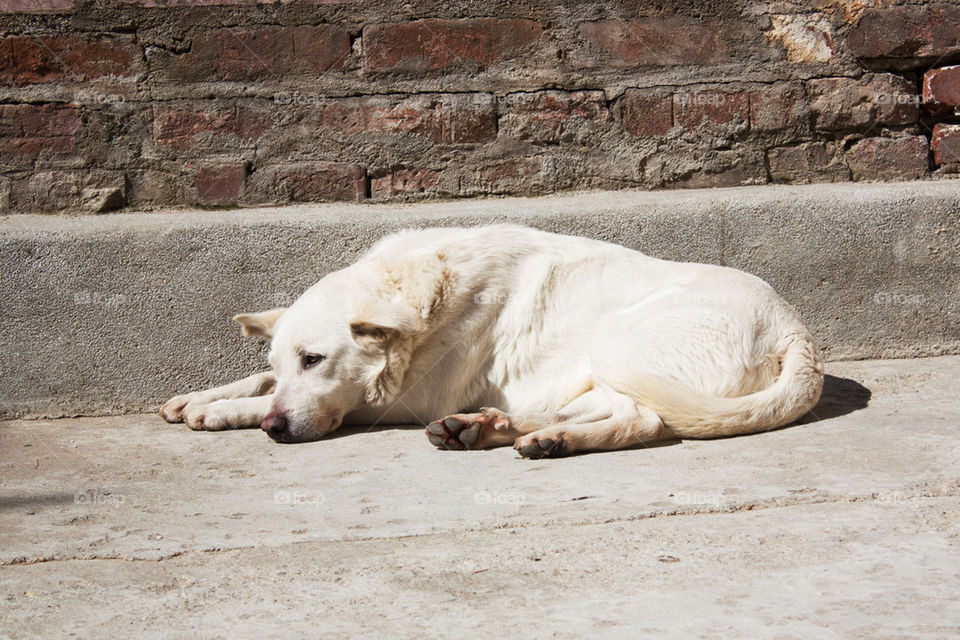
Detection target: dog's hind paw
<box><xmin>425</xmin><ymin>408</ymin><xmax>511</xmax><ymax>450</ymax></box>
<box><xmin>514</xmin><ymin>433</ymin><xmax>568</xmax><ymax>459</ymax></box>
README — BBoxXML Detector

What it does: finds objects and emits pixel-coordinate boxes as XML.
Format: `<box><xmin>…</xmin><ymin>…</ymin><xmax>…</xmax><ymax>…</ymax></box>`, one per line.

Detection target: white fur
<box><xmin>161</xmin><ymin>224</ymin><xmax>823</xmax><ymax>457</ymax></box>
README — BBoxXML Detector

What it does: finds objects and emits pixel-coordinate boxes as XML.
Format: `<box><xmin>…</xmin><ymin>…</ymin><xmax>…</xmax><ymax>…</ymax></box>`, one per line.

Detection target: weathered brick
<box><xmin>749</xmin><ymin>83</ymin><xmax>810</xmax><ymax>138</ymax></box>
<box><xmin>576</xmin><ymin>18</ymin><xmax>732</xmax><ymax>68</ymax></box>
<box><xmin>364</xmin><ymin>19</ymin><xmax>542</xmax><ymax>73</ymax></box>
<box><xmin>764</xmin><ymin>14</ymin><xmax>836</xmax><ymax>63</ymax></box>
<box><xmin>808</xmin><ymin>74</ymin><xmax>918</xmax><ymax>133</ymax></box>
<box><xmin>644</xmin><ymin>149</ymin><xmax>767</xmax><ymax>189</ymax></box>
<box><xmin>153</xmin><ymin>107</ymin><xmax>272</xmax><ymax>147</ymax></box>
<box><xmin>361</xmin><ymin>94</ymin><xmax>495</xmax><ymax>144</ymax></box>
<box><xmin>24</xmin><ymin>170</ymin><xmax>126</xmax><ymax>212</ymax></box>
<box><xmin>847</xmin><ymin>5</ymin><xmax>960</xmax><ymax>61</ymax></box>
<box><xmin>275</xmin><ymin>162</ymin><xmax>366</xmax><ymax>202</ymax></box>
<box><xmin>165</xmin><ymin>26</ymin><xmax>349</xmax><ymax>81</ymax></box>
<box><xmin>846</xmin><ymin>136</ymin><xmax>928</xmax><ymax>181</ymax></box>
<box><xmin>0</xmin><ymin>176</ymin><xmax>11</xmax><ymax>212</ymax></box>
<box><xmin>674</xmin><ymin>90</ymin><xmax>749</xmax><ymax>132</ymax></box>
<box><xmin>932</xmin><ymin>124</ymin><xmax>960</xmax><ymax>165</ymax></box>
<box><xmin>499</xmin><ymin>91</ymin><xmax>610</xmax><ymax>144</ymax></box>
<box><xmin>194</xmin><ymin>164</ymin><xmax>247</xmax><ymax>206</ymax></box>
<box><xmin>459</xmin><ymin>156</ymin><xmax>554</xmax><ymax>196</ymax></box>
<box><xmin>617</xmin><ymin>89</ymin><xmax>672</xmax><ymax>138</ymax></box>
<box><xmin>0</xmin><ymin>0</ymin><xmax>73</xmax><ymax>12</ymax></box>
<box><xmin>370</xmin><ymin>168</ymin><xmax>439</xmax><ymax>198</ymax></box>
<box><xmin>923</xmin><ymin>66</ymin><xmax>960</xmax><ymax>115</ymax></box>
<box><xmin>0</xmin><ymin>36</ymin><xmax>137</xmax><ymax>85</ymax></box>
<box><xmin>0</xmin><ymin>104</ymin><xmax>80</xmax><ymax>157</ymax></box>
<box><xmin>767</xmin><ymin>142</ymin><xmax>850</xmax><ymax>183</ymax></box>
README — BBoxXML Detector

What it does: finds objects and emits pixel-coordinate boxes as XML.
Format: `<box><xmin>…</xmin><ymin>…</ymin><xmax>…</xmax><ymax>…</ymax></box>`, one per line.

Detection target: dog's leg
<box><xmin>182</xmin><ymin>394</ymin><xmax>274</xmax><ymax>431</ymax></box>
<box><xmin>426</xmin><ymin>385</ymin><xmax>663</xmax><ymax>457</ymax></box>
<box><xmin>160</xmin><ymin>371</ymin><xmax>276</xmax><ymax>423</ymax></box>
<box><xmin>512</xmin><ymin>404</ymin><xmax>663</xmax><ymax>459</ymax></box>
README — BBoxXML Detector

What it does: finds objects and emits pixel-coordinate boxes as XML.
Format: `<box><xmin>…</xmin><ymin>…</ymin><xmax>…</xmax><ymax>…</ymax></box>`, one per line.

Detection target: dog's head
<box><xmin>235</xmin><ymin>268</ymin><xmax>426</xmax><ymax>443</ymax></box>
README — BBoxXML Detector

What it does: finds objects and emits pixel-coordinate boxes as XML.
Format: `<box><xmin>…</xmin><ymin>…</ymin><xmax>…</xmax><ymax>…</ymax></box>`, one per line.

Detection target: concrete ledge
<box><xmin>2</xmin><ymin>180</ymin><xmax>959</xmax><ymax>419</ymax></box>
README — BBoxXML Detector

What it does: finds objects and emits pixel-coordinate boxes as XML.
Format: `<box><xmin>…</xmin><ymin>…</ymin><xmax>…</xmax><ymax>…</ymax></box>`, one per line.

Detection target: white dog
<box><xmin>161</xmin><ymin>224</ymin><xmax>823</xmax><ymax>458</ymax></box>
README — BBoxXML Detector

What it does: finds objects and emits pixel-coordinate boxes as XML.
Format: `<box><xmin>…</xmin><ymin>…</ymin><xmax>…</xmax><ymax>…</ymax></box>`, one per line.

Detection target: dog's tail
<box><xmin>606</xmin><ymin>333</ymin><xmax>824</xmax><ymax>439</ymax></box>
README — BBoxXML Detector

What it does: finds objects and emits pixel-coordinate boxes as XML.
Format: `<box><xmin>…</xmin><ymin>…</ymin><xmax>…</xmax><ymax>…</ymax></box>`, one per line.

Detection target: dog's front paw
<box><xmin>160</xmin><ymin>393</ymin><xmax>196</xmax><ymax>423</ymax></box>
<box><xmin>183</xmin><ymin>403</ymin><xmax>230</xmax><ymax>431</ymax></box>
<box><xmin>425</xmin><ymin>408</ymin><xmax>511</xmax><ymax>450</ymax></box>
<box><xmin>514</xmin><ymin>433</ymin><xmax>568</xmax><ymax>459</ymax></box>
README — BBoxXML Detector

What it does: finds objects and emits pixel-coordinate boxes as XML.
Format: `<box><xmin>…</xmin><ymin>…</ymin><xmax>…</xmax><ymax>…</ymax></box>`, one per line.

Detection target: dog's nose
<box><xmin>261</xmin><ymin>413</ymin><xmax>288</xmax><ymax>438</ymax></box>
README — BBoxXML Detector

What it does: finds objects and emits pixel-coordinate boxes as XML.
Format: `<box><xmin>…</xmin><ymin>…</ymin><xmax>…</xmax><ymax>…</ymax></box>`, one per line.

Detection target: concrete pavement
<box><xmin>2</xmin><ymin>356</ymin><xmax>959</xmax><ymax>638</ymax></box>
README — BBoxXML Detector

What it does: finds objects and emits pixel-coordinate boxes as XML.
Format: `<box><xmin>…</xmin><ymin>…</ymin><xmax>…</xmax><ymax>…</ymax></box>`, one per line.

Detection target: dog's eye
<box><xmin>301</xmin><ymin>353</ymin><xmax>326</xmax><ymax>370</ymax></box>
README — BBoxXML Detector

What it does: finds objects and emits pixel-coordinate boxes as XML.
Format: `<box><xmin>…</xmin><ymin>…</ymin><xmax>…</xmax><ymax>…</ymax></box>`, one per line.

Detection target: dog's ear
<box><xmin>233</xmin><ymin>308</ymin><xmax>286</xmax><ymax>339</ymax></box>
<box><xmin>351</xmin><ymin>300</ymin><xmax>423</xmax><ymax>405</ymax></box>
<box><xmin>350</xmin><ymin>300</ymin><xmax>424</xmax><ymax>348</ymax></box>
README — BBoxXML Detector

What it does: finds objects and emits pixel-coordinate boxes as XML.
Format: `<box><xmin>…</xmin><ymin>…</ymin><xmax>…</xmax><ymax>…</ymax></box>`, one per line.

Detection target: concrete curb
<box><xmin>2</xmin><ymin>180</ymin><xmax>959</xmax><ymax>418</ymax></box>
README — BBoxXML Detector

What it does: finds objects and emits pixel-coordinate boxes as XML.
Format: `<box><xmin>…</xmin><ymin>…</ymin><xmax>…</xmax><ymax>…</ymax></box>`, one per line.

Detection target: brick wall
<box><xmin>0</xmin><ymin>0</ymin><xmax>958</xmax><ymax>212</ymax></box>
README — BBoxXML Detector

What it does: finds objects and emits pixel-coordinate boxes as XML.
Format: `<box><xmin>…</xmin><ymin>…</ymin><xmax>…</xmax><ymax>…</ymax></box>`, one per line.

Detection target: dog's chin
<box><xmin>267</xmin><ymin>413</ymin><xmax>343</xmax><ymax>444</ymax></box>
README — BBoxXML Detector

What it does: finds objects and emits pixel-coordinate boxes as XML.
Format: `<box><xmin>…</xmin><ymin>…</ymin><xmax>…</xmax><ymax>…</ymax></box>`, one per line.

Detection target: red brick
<box><xmin>370</xmin><ymin>168</ymin><xmax>439</xmax><ymax>198</ymax></box>
<box><xmin>923</xmin><ymin>66</ymin><xmax>960</xmax><ymax>115</ymax></box>
<box><xmin>618</xmin><ymin>90</ymin><xmax>672</xmax><ymax>138</ymax></box>
<box><xmin>167</xmin><ymin>26</ymin><xmax>349</xmax><ymax>81</ymax></box>
<box><xmin>117</xmin><ymin>0</ymin><xmax>289</xmax><ymax>5</ymax></box>
<box><xmin>932</xmin><ymin>124</ymin><xmax>960</xmax><ymax>165</ymax></box>
<box><xmin>361</xmin><ymin>94</ymin><xmax>495</xmax><ymax>144</ymax></box>
<box><xmin>749</xmin><ymin>83</ymin><xmax>810</xmax><ymax>137</ymax></box>
<box><xmin>276</xmin><ymin>162</ymin><xmax>366</xmax><ymax>202</ymax></box>
<box><xmin>847</xmin><ymin>5</ymin><xmax>960</xmax><ymax>60</ymax></box>
<box><xmin>0</xmin><ymin>104</ymin><xmax>80</xmax><ymax>156</ymax></box>
<box><xmin>0</xmin><ymin>36</ymin><xmax>137</xmax><ymax>85</ymax></box>
<box><xmin>808</xmin><ymin>74</ymin><xmax>918</xmax><ymax>133</ymax></box>
<box><xmin>846</xmin><ymin>136</ymin><xmax>928</xmax><ymax>181</ymax></box>
<box><xmin>576</xmin><ymin>18</ymin><xmax>730</xmax><ymax>68</ymax></box>
<box><xmin>364</xmin><ymin>19</ymin><xmax>542</xmax><ymax>73</ymax></box>
<box><xmin>499</xmin><ymin>91</ymin><xmax>610</xmax><ymax>144</ymax></box>
<box><xmin>0</xmin><ymin>0</ymin><xmax>72</xmax><ymax>11</ymax></box>
<box><xmin>674</xmin><ymin>90</ymin><xmax>749</xmax><ymax>132</ymax></box>
<box><xmin>153</xmin><ymin>107</ymin><xmax>272</xmax><ymax>147</ymax></box>
<box><xmin>194</xmin><ymin>164</ymin><xmax>246</xmax><ymax>205</ymax></box>
<box><xmin>767</xmin><ymin>142</ymin><xmax>850</xmax><ymax>183</ymax></box>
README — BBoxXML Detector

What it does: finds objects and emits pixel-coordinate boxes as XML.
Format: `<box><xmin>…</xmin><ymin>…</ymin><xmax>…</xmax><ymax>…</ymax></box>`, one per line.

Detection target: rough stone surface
<box><xmin>923</xmin><ymin>65</ymin><xmax>960</xmax><ymax>114</ymax></box>
<box><xmin>846</xmin><ymin>136</ymin><xmax>929</xmax><ymax>181</ymax></box>
<box><xmin>0</xmin><ymin>1</ymin><xmax>948</xmax><ymax>211</ymax></box>
<box><xmin>767</xmin><ymin>142</ymin><xmax>850</xmax><ymax>183</ymax></box>
<box><xmin>1</xmin><ymin>356</ymin><xmax>959</xmax><ymax>636</ymax></box>
<box><xmin>1</xmin><ymin>181</ymin><xmax>959</xmax><ymax>419</ymax></box>
<box><xmin>808</xmin><ymin>74</ymin><xmax>919</xmax><ymax>133</ymax></box>
<box><xmin>846</xmin><ymin>4</ymin><xmax>960</xmax><ymax>65</ymax></box>
<box><xmin>932</xmin><ymin>124</ymin><xmax>960</xmax><ymax>166</ymax></box>
<box><xmin>364</xmin><ymin>19</ymin><xmax>543</xmax><ymax>73</ymax></box>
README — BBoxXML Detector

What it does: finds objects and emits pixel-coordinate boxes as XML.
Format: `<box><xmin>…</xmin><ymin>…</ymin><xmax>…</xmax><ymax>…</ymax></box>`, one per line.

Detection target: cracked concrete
<box><xmin>2</xmin><ymin>356</ymin><xmax>960</xmax><ymax>637</ymax></box>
